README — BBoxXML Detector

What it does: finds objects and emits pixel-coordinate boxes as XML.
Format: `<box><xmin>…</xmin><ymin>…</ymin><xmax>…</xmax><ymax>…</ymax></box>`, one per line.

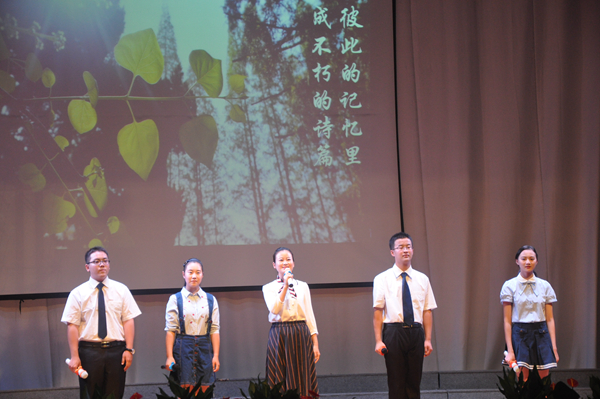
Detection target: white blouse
<box><xmin>262</xmin><ymin>279</ymin><xmax>318</xmax><ymax>335</ymax></box>
<box><xmin>165</xmin><ymin>287</ymin><xmax>220</xmax><ymax>335</ymax></box>
<box><xmin>500</xmin><ymin>274</ymin><xmax>557</xmax><ymax>323</ymax></box>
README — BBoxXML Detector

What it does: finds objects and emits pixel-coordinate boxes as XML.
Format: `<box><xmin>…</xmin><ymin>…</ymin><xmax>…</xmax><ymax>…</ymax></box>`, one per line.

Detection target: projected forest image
<box><xmin>0</xmin><ymin>0</ymin><xmax>381</xmax><ymax>248</ymax></box>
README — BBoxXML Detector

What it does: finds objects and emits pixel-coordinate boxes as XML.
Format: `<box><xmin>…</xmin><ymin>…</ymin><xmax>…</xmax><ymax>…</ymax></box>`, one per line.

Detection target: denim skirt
<box><xmin>172</xmin><ymin>333</ymin><xmax>215</xmax><ymax>386</ymax></box>
<box><xmin>512</xmin><ymin>321</ymin><xmax>557</xmax><ymax>370</ymax></box>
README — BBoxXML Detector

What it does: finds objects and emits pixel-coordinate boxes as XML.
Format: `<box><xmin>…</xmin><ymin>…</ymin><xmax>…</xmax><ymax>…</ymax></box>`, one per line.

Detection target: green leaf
<box><xmin>42</xmin><ymin>67</ymin><xmax>56</xmax><ymax>88</ymax></box>
<box><xmin>54</xmin><ymin>135</ymin><xmax>69</xmax><ymax>151</ymax></box>
<box><xmin>229</xmin><ymin>74</ymin><xmax>246</xmax><ymax>94</ymax></box>
<box><xmin>107</xmin><ymin>216</ymin><xmax>120</xmax><ymax>234</ymax></box>
<box><xmin>83</xmin><ymin>71</ymin><xmax>99</xmax><ymax>108</ymax></box>
<box><xmin>43</xmin><ymin>193</ymin><xmax>76</xmax><ymax>234</ymax></box>
<box><xmin>0</xmin><ymin>70</ymin><xmax>16</xmax><ymax>93</ymax></box>
<box><xmin>117</xmin><ymin>119</ymin><xmax>159</xmax><ymax>180</ymax></box>
<box><xmin>114</xmin><ymin>29</ymin><xmax>164</xmax><ymax>84</ymax></box>
<box><xmin>230</xmin><ymin>104</ymin><xmax>247</xmax><ymax>123</ymax></box>
<box><xmin>68</xmin><ymin>99</ymin><xmax>97</xmax><ymax>133</ymax></box>
<box><xmin>179</xmin><ymin>115</ymin><xmax>219</xmax><ymax>168</ymax></box>
<box><xmin>0</xmin><ymin>34</ymin><xmax>10</xmax><ymax>61</ymax></box>
<box><xmin>156</xmin><ymin>387</ymin><xmax>174</xmax><ymax>399</ymax></box>
<box><xmin>88</xmin><ymin>238</ymin><xmax>103</xmax><ymax>248</ymax></box>
<box><xmin>25</xmin><ymin>53</ymin><xmax>43</xmax><ymax>82</ymax></box>
<box><xmin>83</xmin><ymin>157</ymin><xmax>107</xmax><ymax>217</ymax></box>
<box><xmin>18</xmin><ymin>163</ymin><xmax>46</xmax><ymax>192</ymax></box>
<box><xmin>189</xmin><ymin>50</ymin><xmax>223</xmax><ymax>97</ymax></box>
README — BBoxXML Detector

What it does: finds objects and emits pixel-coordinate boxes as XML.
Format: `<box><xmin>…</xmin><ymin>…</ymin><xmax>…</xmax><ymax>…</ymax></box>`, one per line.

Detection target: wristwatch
<box><xmin>125</xmin><ymin>348</ymin><xmax>135</xmax><ymax>355</ymax></box>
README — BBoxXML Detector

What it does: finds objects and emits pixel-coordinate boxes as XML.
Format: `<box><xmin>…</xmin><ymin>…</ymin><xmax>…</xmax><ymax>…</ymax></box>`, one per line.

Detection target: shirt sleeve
<box><xmin>302</xmin><ymin>283</ymin><xmax>318</xmax><ymax>335</ymax></box>
<box><xmin>263</xmin><ymin>282</ymin><xmax>284</xmax><ymax>315</ymax></box>
<box><xmin>423</xmin><ymin>278</ymin><xmax>437</xmax><ymax>311</ymax></box>
<box><xmin>61</xmin><ymin>291</ymin><xmax>82</xmax><ymax>325</ymax></box>
<box><xmin>500</xmin><ymin>280</ymin><xmax>514</xmax><ymax>303</ymax></box>
<box><xmin>543</xmin><ymin>281</ymin><xmax>557</xmax><ymax>304</ymax></box>
<box><xmin>210</xmin><ymin>296</ymin><xmax>220</xmax><ymax>335</ymax></box>
<box><xmin>373</xmin><ymin>273</ymin><xmax>386</xmax><ymax>309</ymax></box>
<box><xmin>120</xmin><ymin>287</ymin><xmax>142</xmax><ymax>322</ymax></box>
<box><xmin>165</xmin><ymin>294</ymin><xmax>180</xmax><ymax>333</ymax></box>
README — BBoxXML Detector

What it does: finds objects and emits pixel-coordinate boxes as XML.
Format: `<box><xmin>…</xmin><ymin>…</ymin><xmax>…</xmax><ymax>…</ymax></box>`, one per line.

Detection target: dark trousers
<box><xmin>383</xmin><ymin>323</ymin><xmax>425</xmax><ymax>399</ymax></box>
<box><xmin>78</xmin><ymin>342</ymin><xmax>126</xmax><ymax>399</ymax></box>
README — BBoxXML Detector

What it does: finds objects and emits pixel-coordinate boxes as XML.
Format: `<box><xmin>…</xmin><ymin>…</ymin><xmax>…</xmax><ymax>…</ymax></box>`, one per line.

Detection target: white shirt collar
<box><xmin>393</xmin><ymin>264</ymin><xmax>413</xmax><ymax>279</ymax></box>
<box><xmin>516</xmin><ymin>273</ymin><xmax>536</xmax><ymax>283</ymax></box>
<box><xmin>88</xmin><ymin>276</ymin><xmax>111</xmax><ymax>287</ymax></box>
<box><xmin>182</xmin><ymin>286</ymin><xmax>204</xmax><ymax>298</ymax></box>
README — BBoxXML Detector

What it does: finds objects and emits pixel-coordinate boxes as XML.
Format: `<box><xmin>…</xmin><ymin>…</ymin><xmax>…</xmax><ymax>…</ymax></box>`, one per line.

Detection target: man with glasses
<box><xmin>373</xmin><ymin>232</ymin><xmax>437</xmax><ymax>399</ymax></box>
<box><xmin>61</xmin><ymin>246</ymin><xmax>141</xmax><ymax>399</ymax></box>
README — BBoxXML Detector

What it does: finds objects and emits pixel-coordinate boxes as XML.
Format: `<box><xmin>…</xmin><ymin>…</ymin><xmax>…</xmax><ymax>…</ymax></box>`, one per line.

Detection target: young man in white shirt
<box><xmin>373</xmin><ymin>232</ymin><xmax>437</xmax><ymax>399</ymax></box>
<box><xmin>62</xmin><ymin>247</ymin><xmax>141</xmax><ymax>399</ymax></box>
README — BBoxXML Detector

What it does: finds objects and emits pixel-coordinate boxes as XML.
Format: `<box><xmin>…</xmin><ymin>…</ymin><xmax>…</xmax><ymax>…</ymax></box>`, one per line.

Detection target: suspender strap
<box><xmin>206</xmin><ymin>292</ymin><xmax>214</xmax><ymax>337</ymax></box>
<box><xmin>175</xmin><ymin>291</ymin><xmax>214</xmax><ymax>337</ymax></box>
<box><xmin>176</xmin><ymin>291</ymin><xmax>186</xmax><ymax>335</ymax></box>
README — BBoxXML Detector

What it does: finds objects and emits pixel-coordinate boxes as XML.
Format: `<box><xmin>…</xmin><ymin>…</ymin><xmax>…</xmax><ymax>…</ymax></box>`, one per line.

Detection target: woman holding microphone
<box><xmin>262</xmin><ymin>247</ymin><xmax>320</xmax><ymax>396</ymax></box>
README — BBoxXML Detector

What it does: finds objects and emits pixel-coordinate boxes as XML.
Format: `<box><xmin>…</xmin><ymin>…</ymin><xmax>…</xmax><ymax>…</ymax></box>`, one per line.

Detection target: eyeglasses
<box><xmin>394</xmin><ymin>246</ymin><xmax>412</xmax><ymax>250</ymax></box>
<box><xmin>88</xmin><ymin>259</ymin><xmax>110</xmax><ymax>265</ymax></box>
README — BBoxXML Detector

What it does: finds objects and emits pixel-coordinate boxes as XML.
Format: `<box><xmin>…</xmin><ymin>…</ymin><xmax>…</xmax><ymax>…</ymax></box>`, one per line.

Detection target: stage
<box><xmin>1</xmin><ymin>370</ymin><xmax>597</xmax><ymax>399</ymax></box>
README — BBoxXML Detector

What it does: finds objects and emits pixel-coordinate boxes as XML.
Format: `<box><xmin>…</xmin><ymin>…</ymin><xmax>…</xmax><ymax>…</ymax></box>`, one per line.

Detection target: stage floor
<box><xmin>0</xmin><ymin>369</ymin><xmax>597</xmax><ymax>399</ymax></box>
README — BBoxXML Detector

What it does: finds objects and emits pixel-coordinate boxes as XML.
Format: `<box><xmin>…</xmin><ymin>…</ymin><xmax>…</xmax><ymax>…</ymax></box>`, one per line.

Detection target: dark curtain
<box><xmin>396</xmin><ymin>0</ymin><xmax>599</xmax><ymax>370</ymax></box>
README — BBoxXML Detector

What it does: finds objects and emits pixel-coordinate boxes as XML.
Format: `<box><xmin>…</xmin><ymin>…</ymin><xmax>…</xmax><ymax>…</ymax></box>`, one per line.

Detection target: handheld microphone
<box><xmin>160</xmin><ymin>362</ymin><xmax>180</xmax><ymax>370</ymax></box>
<box><xmin>503</xmin><ymin>351</ymin><xmax>519</xmax><ymax>372</ymax></box>
<box><xmin>65</xmin><ymin>359</ymin><xmax>88</xmax><ymax>379</ymax></box>
<box><xmin>284</xmin><ymin>269</ymin><xmax>294</xmax><ymax>288</ymax></box>
<box><xmin>381</xmin><ymin>347</ymin><xmax>388</xmax><ymax>355</ymax></box>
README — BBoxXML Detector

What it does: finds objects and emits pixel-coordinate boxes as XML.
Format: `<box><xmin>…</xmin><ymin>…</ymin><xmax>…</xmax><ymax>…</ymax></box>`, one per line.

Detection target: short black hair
<box><xmin>85</xmin><ymin>246</ymin><xmax>109</xmax><ymax>264</ymax></box>
<box><xmin>389</xmin><ymin>232</ymin><xmax>413</xmax><ymax>250</ymax></box>
<box><xmin>183</xmin><ymin>258</ymin><xmax>203</xmax><ymax>271</ymax></box>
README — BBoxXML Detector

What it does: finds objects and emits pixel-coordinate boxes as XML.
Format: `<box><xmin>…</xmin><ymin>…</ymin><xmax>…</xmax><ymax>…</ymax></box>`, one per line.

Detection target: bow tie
<box><xmin>519</xmin><ymin>280</ymin><xmax>538</xmax><ymax>296</ymax></box>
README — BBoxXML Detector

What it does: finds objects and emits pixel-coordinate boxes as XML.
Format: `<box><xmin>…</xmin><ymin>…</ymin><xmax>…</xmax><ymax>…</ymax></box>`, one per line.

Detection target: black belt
<box><xmin>388</xmin><ymin>322</ymin><xmax>422</xmax><ymax>328</ymax></box>
<box><xmin>79</xmin><ymin>340</ymin><xmax>125</xmax><ymax>348</ymax></box>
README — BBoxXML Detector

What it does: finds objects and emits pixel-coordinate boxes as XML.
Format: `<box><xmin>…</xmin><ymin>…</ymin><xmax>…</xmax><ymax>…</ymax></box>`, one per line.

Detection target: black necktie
<box><xmin>97</xmin><ymin>282</ymin><xmax>107</xmax><ymax>339</ymax></box>
<box><xmin>401</xmin><ymin>272</ymin><xmax>414</xmax><ymax>324</ymax></box>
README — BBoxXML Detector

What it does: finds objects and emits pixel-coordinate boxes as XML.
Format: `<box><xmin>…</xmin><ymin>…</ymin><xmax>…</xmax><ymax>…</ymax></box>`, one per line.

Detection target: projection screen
<box><xmin>0</xmin><ymin>0</ymin><xmax>400</xmax><ymax>295</ymax></box>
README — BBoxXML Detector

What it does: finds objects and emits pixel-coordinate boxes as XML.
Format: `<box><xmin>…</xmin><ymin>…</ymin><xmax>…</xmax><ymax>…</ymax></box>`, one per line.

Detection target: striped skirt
<box><xmin>266</xmin><ymin>320</ymin><xmax>318</xmax><ymax>396</ymax></box>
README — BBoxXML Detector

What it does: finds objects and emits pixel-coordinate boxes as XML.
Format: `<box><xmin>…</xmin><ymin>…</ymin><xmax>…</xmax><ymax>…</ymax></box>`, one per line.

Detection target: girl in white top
<box><xmin>262</xmin><ymin>247</ymin><xmax>320</xmax><ymax>396</ymax></box>
<box><xmin>165</xmin><ymin>258</ymin><xmax>220</xmax><ymax>393</ymax></box>
<box><xmin>500</xmin><ymin>245</ymin><xmax>558</xmax><ymax>380</ymax></box>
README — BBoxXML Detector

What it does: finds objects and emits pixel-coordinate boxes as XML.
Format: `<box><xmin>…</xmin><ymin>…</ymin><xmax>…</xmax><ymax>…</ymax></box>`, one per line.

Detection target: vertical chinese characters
<box><xmin>310</xmin><ymin>4</ymin><xmax>365</xmax><ymax>167</ymax></box>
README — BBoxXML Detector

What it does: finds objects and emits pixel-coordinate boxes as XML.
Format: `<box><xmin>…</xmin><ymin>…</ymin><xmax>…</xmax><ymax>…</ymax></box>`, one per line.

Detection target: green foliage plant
<box><xmin>588</xmin><ymin>374</ymin><xmax>600</xmax><ymax>399</ymax></box>
<box><xmin>156</xmin><ymin>374</ymin><xmax>214</xmax><ymax>399</ymax></box>
<box><xmin>240</xmin><ymin>375</ymin><xmax>303</xmax><ymax>399</ymax></box>
<box><xmin>1</xmin><ymin>10</ymin><xmax>247</xmax><ymax>246</ymax></box>
<box><xmin>497</xmin><ymin>367</ymin><xmax>553</xmax><ymax>399</ymax></box>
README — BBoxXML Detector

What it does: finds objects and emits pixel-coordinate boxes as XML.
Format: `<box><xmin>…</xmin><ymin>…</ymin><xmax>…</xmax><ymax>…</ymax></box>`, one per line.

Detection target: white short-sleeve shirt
<box><xmin>165</xmin><ymin>287</ymin><xmax>220</xmax><ymax>335</ymax></box>
<box><xmin>61</xmin><ymin>277</ymin><xmax>141</xmax><ymax>342</ymax></box>
<box><xmin>373</xmin><ymin>264</ymin><xmax>437</xmax><ymax>324</ymax></box>
<box><xmin>500</xmin><ymin>274</ymin><xmax>557</xmax><ymax>323</ymax></box>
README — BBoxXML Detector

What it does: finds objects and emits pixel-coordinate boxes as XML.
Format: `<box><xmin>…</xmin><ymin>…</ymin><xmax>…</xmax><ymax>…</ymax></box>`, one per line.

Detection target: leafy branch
<box><xmin>1</xmin><ymin>25</ymin><xmax>249</xmax><ymax>245</ymax></box>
